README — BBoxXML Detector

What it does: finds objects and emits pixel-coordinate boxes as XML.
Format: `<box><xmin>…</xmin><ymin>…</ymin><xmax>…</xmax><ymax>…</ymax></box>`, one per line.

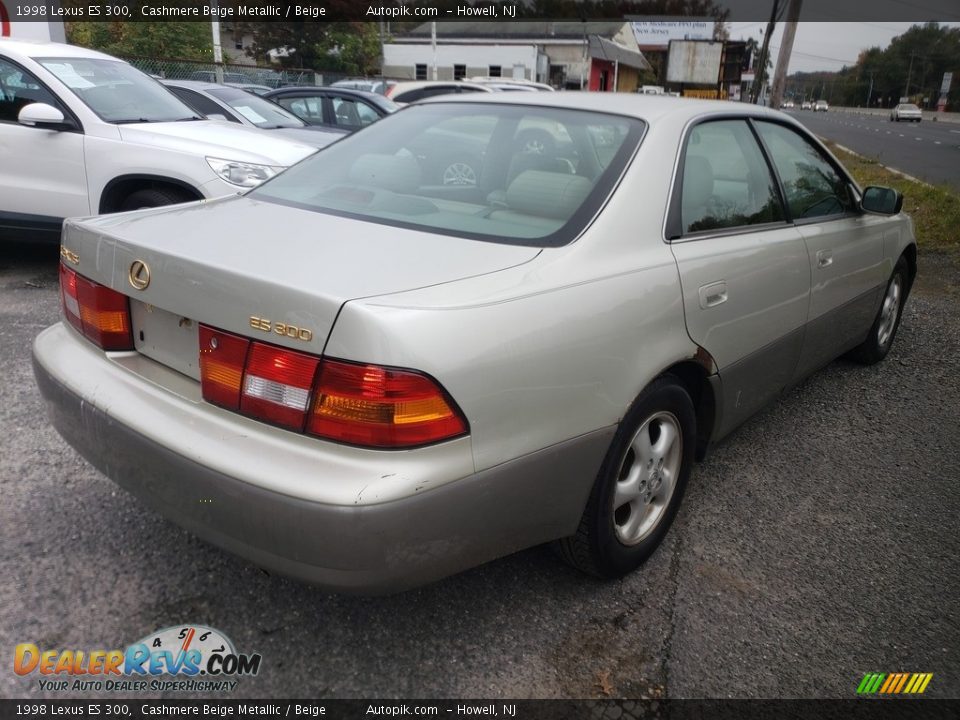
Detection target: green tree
<box><xmin>66</xmin><ymin>22</ymin><xmax>213</xmax><ymax>61</ymax></box>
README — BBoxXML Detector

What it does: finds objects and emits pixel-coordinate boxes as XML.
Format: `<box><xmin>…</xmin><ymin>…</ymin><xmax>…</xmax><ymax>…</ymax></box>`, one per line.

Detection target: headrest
<box><xmin>348</xmin><ymin>153</ymin><xmax>421</xmax><ymax>193</ymax></box>
<box><xmin>506</xmin><ymin>170</ymin><xmax>593</xmax><ymax>220</ymax></box>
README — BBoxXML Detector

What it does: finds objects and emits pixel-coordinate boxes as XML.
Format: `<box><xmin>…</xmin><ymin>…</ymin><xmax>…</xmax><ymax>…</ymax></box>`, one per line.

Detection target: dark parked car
<box><xmin>263</xmin><ymin>86</ymin><xmax>398</xmax><ymax>132</ymax></box>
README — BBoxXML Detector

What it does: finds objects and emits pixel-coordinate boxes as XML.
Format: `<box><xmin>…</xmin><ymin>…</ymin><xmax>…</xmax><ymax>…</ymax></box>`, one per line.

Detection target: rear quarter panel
<box><xmin>325</xmin><ymin>125</ymin><xmax>700</xmax><ymax>472</ymax></box>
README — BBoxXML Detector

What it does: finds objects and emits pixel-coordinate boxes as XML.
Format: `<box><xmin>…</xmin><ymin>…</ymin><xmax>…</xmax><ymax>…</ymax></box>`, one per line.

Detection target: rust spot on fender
<box><xmin>692</xmin><ymin>346</ymin><xmax>717</xmax><ymax>374</ymax></box>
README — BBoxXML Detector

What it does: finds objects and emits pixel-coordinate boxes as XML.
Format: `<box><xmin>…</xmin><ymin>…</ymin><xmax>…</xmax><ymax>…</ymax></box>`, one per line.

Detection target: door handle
<box><xmin>698</xmin><ymin>281</ymin><xmax>727</xmax><ymax>309</ymax></box>
<box><xmin>817</xmin><ymin>250</ymin><xmax>833</xmax><ymax>268</ymax></box>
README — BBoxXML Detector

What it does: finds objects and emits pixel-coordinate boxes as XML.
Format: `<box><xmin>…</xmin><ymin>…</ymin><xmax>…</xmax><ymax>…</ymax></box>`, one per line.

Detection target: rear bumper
<box><xmin>33</xmin><ymin>323</ymin><xmax>611</xmax><ymax>593</ymax></box>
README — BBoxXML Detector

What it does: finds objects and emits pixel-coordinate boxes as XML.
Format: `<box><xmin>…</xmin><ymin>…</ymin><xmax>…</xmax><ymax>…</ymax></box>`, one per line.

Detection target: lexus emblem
<box><xmin>128</xmin><ymin>260</ymin><xmax>151</xmax><ymax>291</ymax></box>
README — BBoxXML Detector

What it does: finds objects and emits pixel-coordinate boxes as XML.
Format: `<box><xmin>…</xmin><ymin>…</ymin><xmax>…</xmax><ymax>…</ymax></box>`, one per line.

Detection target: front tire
<box><xmin>558</xmin><ymin>376</ymin><xmax>696</xmax><ymax>578</ymax></box>
<box><xmin>849</xmin><ymin>258</ymin><xmax>909</xmax><ymax>365</ymax></box>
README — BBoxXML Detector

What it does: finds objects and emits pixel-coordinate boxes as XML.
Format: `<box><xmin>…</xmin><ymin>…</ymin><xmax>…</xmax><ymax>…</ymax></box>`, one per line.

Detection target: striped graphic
<box><xmin>857</xmin><ymin>672</ymin><xmax>933</xmax><ymax>694</ymax></box>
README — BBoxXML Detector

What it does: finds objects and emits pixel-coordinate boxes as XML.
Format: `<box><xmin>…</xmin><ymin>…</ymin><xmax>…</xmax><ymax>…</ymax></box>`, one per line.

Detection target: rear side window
<box><xmin>680</xmin><ymin>120</ymin><xmax>785</xmax><ymax>234</ymax></box>
<box><xmin>755</xmin><ymin>122</ymin><xmax>853</xmax><ymax>220</ymax></box>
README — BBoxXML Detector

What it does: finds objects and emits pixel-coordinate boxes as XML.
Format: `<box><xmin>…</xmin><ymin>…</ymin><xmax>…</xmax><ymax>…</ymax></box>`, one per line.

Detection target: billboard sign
<box><xmin>941</xmin><ymin>72</ymin><xmax>953</xmax><ymax>95</ymax></box>
<box><xmin>631</xmin><ymin>20</ymin><xmax>713</xmax><ymax>50</ymax></box>
<box><xmin>666</xmin><ymin>40</ymin><xmax>724</xmax><ymax>85</ymax></box>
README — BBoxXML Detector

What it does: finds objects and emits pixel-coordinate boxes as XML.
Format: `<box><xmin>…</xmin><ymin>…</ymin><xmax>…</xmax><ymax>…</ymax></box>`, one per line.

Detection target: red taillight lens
<box><xmin>240</xmin><ymin>342</ymin><xmax>320</xmax><ymax>431</ymax></box>
<box><xmin>198</xmin><ymin>325</ymin><xmax>468</xmax><ymax>448</ymax></box>
<box><xmin>307</xmin><ymin>359</ymin><xmax>468</xmax><ymax>448</ymax></box>
<box><xmin>59</xmin><ymin>263</ymin><xmax>133</xmax><ymax>350</ymax></box>
<box><xmin>199</xmin><ymin>325</ymin><xmax>250</xmax><ymax>410</ymax></box>
<box><xmin>59</xmin><ymin>263</ymin><xmax>83</xmax><ymax>333</ymax></box>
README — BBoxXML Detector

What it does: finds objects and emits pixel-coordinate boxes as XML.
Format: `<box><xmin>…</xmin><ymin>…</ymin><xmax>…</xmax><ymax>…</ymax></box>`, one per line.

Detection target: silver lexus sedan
<box><xmin>33</xmin><ymin>94</ymin><xmax>916</xmax><ymax>593</ymax></box>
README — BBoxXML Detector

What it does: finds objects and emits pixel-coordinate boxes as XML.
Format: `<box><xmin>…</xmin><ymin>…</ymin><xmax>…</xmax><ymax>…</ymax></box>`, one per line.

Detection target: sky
<box><xmin>727</xmin><ymin>21</ymin><xmax>960</xmax><ymax>74</ymax></box>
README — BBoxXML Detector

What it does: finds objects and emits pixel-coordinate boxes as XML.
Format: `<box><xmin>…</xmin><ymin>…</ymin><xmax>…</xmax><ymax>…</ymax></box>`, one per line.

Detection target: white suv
<box><xmin>0</xmin><ymin>39</ymin><xmax>317</xmax><ymax>242</ymax></box>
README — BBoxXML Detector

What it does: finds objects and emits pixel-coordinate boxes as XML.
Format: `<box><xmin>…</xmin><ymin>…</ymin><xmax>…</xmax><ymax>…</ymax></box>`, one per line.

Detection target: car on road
<box><xmin>890</xmin><ymin>103</ymin><xmax>922</xmax><ymax>122</ymax></box>
<box><xmin>801</xmin><ymin>101</ymin><xmax>813</xmax><ymax>110</ymax></box>
<box><xmin>161</xmin><ymin>79</ymin><xmax>347</xmax><ymax>147</ymax></box>
<box><xmin>814</xmin><ymin>100</ymin><xmax>829</xmax><ymax>112</ymax></box>
<box><xmin>780</xmin><ymin>100</ymin><xmax>795</xmax><ymax>109</ymax></box>
<box><xmin>263</xmin><ymin>86</ymin><xmax>398</xmax><ymax>132</ymax></box>
<box><xmin>0</xmin><ymin>39</ymin><xmax>318</xmax><ymax>243</ymax></box>
<box><xmin>33</xmin><ymin>94</ymin><xmax>916</xmax><ymax>593</ymax></box>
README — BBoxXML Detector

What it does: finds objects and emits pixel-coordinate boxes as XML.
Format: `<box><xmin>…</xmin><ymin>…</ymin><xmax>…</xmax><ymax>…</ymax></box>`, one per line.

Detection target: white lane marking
<box><xmin>935</xmin><ymin>141</ymin><xmax>941</xmax><ymax>144</ymax></box>
<box><xmin>915</xmin><ymin>137</ymin><xmax>922</xmax><ymax>141</ymax></box>
<box><xmin>899</xmin><ymin>134</ymin><xmax>905</xmax><ymax>137</ymax></box>
<box><xmin>951</xmin><ymin>130</ymin><xmax>960</xmax><ymax>134</ymax></box>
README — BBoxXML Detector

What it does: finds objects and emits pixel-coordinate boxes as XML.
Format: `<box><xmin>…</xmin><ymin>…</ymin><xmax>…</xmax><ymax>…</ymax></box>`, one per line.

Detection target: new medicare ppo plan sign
<box><xmin>0</xmin><ymin>0</ymin><xmax>65</xmax><ymax>41</ymax></box>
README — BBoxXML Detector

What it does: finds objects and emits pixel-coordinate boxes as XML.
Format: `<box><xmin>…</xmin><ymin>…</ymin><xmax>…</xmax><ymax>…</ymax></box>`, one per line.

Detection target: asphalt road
<box><xmin>788</xmin><ymin>109</ymin><xmax>960</xmax><ymax>189</ymax></box>
<box><xmin>1</xmin><ymin>242</ymin><xmax>959</xmax><ymax>701</ymax></box>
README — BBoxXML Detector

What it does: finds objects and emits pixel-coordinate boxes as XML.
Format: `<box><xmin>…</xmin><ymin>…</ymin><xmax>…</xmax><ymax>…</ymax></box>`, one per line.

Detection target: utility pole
<box><xmin>752</xmin><ymin>0</ymin><xmax>779</xmax><ymax>104</ymax></box>
<box><xmin>904</xmin><ymin>51</ymin><xmax>916</xmax><ymax>98</ymax></box>
<box><xmin>769</xmin><ymin>0</ymin><xmax>802</xmax><ymax>109</ymax></box>
<box><xmin>210</xmin><ymin>0</ymin><xmax>224</xmax><ymax>84</ymax></box>
<box><xmin>866</xmin><ymin>70</ymin><xmax>874</xmax><ymax>107</ymax></box>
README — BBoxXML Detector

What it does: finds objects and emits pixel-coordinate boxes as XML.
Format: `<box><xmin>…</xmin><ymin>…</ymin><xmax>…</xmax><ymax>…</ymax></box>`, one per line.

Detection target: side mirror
<box><xmin>860</xmin><ymin>185</ymin><xmax>903</xmax><ymax>215</ymax></box>
<box><xmin>18</xmin><ymin>103</ymin><xmax>73</xmax><ymax>131</ymax></box>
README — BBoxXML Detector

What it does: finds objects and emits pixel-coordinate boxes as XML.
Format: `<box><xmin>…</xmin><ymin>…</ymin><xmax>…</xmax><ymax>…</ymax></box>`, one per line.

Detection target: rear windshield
<box><xmin>251</xmin><ymin>103</ymin><xmax>644</xmax><ymax>247</ymax></box>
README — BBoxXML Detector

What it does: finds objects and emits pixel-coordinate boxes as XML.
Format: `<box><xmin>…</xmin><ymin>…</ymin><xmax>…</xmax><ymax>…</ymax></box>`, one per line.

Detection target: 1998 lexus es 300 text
<box><xmin>33</xmin><ymin>94</ymin><xmax>916</xmax><ymax>593</ymax></box>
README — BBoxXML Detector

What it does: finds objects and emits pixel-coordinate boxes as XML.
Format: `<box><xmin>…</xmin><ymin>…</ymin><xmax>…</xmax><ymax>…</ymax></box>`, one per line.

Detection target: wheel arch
<box><xmin>900</xmin><ymin>243</ymin><xmax>918</xmax><ymax>291</ymax></box>
<box><xmin>98</xmin><ymin>175</ymin><xmax>204</xmax><ymax>214</ymax></box>
<box><xmin>655</xmin><ymin>350</ymin><xmax>718</xmax><ymax>462</ymax></box>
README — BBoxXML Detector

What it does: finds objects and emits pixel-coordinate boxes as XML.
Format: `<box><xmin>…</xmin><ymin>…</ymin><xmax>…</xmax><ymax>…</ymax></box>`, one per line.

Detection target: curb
<box><xmin>827</xmin><ymin>141</ymin><xmax>933</xmax><ymax>188</ymax></box>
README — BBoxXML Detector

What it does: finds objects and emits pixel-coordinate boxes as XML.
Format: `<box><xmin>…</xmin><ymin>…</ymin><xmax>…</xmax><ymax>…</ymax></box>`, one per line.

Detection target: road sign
<box><xmin>941</xmin><ymin>72</ymin><xmax>954</xmax><ymax>95</ymax></box>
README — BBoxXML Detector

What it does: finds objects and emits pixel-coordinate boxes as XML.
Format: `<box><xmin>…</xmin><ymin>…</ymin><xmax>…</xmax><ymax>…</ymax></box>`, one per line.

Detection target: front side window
<box><xmin>0</xmin><ymin>58</ymin><xmax>62</xmax><ymax>123</ymax></box>
<box><xmin>680</xmin><ymin>119</ymin><xmax>785</xmax><ymax>234</ymax></box>
<box><xmin>39</xmin><ymin>58</ymin><xmax>196</xmax><ymax>123</ymax></box>
<box><xmin>755</xmin><ymin>121</ymin><xmax>853</xmax><ymax>220</ymax></box>
<box><xmin>252</xmin><ymin>103</ymin><xmax>644</xmax><ymax>247</ymax></box>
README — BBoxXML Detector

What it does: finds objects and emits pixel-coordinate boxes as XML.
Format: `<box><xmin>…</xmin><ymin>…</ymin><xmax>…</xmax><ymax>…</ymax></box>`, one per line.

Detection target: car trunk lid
<box><xmin>61</xmin><ymin>195</ymin><xmax>540</xmax><ymax>379</ymax></box>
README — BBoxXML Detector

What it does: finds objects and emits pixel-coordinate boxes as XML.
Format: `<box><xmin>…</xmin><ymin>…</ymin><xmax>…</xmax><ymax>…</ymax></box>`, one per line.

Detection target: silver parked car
<box><xmin>34</xmin><ymin>94</ymin><xmax>916</xmax><ymax>593</ymax></box>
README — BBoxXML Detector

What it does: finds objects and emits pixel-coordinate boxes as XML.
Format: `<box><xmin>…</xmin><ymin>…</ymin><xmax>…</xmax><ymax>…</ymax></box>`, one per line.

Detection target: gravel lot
<box><xmin>2</xmin><ymin>242</ymin><xmax>958</xmax><ymax>700</ymax></box>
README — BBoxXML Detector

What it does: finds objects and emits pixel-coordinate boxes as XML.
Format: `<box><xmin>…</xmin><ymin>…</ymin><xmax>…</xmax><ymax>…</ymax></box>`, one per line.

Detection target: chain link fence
<box><xmin>122</xmin><ymin>56</ymin><xmax>350</xmax><ymax>89</ymax></box>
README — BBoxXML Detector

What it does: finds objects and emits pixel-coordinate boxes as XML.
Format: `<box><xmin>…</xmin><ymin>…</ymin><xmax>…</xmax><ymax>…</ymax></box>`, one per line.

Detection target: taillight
<box><xmin>59</xmin><ymin>263</ymin><xmax>133</xmax><ymax>351</ymax></box>
<box><xmin>198</xmin><ymin>324</ymin><xmax>467</xmax><ymax>448</ymax></box>
<box><xmin>240</xmin><ymin>342</ymin><xmax>320</xmax><ymax>431</ymax></box>
<box><xmin>308</xmin><ymin>359</ymin><xmax>467</xmax><ymax>448</ymax></box>
<box><xmin>199</xmin><ymin>326</ymin><xmax>249</xmax><ymax>410</ymax></box>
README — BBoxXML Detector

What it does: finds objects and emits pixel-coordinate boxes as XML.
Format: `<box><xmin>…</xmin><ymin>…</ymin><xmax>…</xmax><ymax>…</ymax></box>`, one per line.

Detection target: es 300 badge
<box><xmin>14</xmin><ymin>625</ymin><xmax>261</xmax><ymax>693</ymax></box>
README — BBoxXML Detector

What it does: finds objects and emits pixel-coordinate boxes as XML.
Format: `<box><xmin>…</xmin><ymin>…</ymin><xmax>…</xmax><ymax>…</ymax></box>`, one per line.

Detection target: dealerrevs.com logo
<box><xmin>14</xmin><ymin>625</ymin><xmax>262</xmax><ymax>693</ymax></box>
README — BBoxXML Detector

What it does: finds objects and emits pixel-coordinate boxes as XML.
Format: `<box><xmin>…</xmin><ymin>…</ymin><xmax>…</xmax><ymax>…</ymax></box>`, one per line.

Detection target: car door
<box><xmin>667</xmin><ymin>118</ymin><xmax>810</xmax><ymax>438</ymax></box>
<box><xmin>0</xmin><ymin>56</ymin><xmax>87</xmax><ymax>240</ymax></box>
<box><xmin>754</xmin><ymin>121</ymin><xmax>888</xmax><ymax>378</ymax></box>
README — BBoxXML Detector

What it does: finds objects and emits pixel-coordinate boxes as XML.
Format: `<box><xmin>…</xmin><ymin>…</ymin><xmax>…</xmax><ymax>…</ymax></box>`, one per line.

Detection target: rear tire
<box><xmin>848</xmin><ymin>258</ymin><xmax>909</xmax><ymax>365</ymax></box>
<box><xmin>119</xmin><ymin>187</ymin><xmax>192</xmax><ymax>211</ymax></box>
<box><xmin>557</xmin><ymin>376</ymin><xmax>696</xmax><ymax>578</ymax></box>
